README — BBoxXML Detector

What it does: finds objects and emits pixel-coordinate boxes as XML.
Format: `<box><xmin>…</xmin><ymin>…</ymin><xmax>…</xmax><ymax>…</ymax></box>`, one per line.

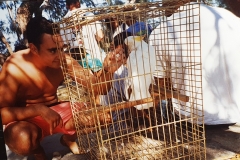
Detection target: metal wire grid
<box><xmin>53</xmin><ymin>1</ymin><xmax>205</xmax><ymax>159</ymax></box>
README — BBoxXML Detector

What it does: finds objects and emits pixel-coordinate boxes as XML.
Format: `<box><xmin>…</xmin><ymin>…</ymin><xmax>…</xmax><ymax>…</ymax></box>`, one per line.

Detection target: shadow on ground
<box><xmin>6</xmin><ymin>123</ymin><xmax>240</xmax><ymax>160</ymax></box>
<box><xmin>205</xmin><ymin>123</ymin><xmax>240</xmax><ymax>160</ymax></box>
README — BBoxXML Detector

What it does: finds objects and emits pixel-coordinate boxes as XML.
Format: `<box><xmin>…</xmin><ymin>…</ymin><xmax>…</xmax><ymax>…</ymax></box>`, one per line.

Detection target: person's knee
<box><xmin>4</xmin><ymin>121</ymin><xmax>41</xmax><ymax>156</ymax></box>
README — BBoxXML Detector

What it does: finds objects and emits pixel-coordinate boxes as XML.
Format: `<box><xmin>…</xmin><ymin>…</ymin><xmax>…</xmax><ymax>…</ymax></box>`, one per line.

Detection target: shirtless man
<box><xmin>0</xmin><ymin>16</ymin><xmax>126</xmax><ymax>159</ymax></box>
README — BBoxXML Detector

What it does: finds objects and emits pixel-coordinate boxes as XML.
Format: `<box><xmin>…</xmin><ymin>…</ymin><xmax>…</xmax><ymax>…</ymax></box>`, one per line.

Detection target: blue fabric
<box><xmin>78</xmin><ymin>53</ymin><xmax>102</xmax><ymax>72</ymax></box>
<box><xmin>100</xmin><ymin>66</ymin><xmax>130</xmax><ymax>136</ymax></box>
<box><xmin>126</xmin><ymin>22</ymin><xmax>153</xmax><ymax>37</ymax></box>
<box><xmin>101</xmin><ymin>66</ymin><xmax>128</xmax><ymax>105</ymax></box>
<box><xmin>159</xmin><ymin>100</ymin><xmax>167</xmax><ymax>120</ymax></box>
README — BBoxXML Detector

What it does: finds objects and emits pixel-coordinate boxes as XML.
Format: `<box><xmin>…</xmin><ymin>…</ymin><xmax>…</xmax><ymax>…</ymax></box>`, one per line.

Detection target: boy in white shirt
<box><xmin>62</xmin><ymin>0</ymin><xmax>106</xmax><ymax>65</ymax></box>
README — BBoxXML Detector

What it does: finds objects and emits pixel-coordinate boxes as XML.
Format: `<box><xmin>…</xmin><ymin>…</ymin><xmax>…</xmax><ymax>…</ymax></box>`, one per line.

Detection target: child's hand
<box><xmin>103</xmin><ymin>45</ymin><xmax>127</xmax><ymax>73</ymax></box>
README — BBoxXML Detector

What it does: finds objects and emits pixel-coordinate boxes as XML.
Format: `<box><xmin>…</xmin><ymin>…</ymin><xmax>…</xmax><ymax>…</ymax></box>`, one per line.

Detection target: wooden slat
<box><xmin>149</xmin><ymin>84</ymin><xmax>189</xmax><ymax>102</ymax></box>
<box><xmin>79</xmin><ymin>83</ymin><xmax>189</xmax><ymax>117</ymax></box>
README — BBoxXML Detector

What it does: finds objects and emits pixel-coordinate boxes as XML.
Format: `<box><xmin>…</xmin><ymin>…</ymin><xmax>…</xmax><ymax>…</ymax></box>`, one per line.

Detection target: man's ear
<box><xmin>28</xmin><ymin>43</ymin><xmax>38</xmax><ymax>54</ymax></box>
<box><xmin>76</xmin><ymin>2</ymin><xmax>80</xmax><ymax>8</ymax></box>
<box><xmin>66</xmin><ymin>4</ymin><xmax>70</xmax><ymax>9</ymax></box>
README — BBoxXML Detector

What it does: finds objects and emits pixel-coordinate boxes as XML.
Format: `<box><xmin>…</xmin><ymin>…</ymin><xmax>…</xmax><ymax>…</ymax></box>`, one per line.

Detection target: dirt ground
<box><xmin>205</xmin><ymin>123</ymin><xmax>240</xmax><ymax>160</ymax></box>
<box><xmin>3</xmin><ymin>87</ymin><xmax>239</xmax><ymax>160</ymax></box>
<box><xmin>5</xmin><ymin>123</ymin><xmax>240</xmax><ymax>160</ymax></box>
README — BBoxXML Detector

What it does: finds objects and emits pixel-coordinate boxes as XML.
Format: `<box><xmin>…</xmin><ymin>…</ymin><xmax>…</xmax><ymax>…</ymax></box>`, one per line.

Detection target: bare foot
<box><xmin>60</xmin><ymin>134</ymin><xmax>85</xmax><ymax>154</ymax></box>
<box><xmin>52</xmin><ymin>152</ymin><xmax>61</xmax><ymax>160</ymax></box>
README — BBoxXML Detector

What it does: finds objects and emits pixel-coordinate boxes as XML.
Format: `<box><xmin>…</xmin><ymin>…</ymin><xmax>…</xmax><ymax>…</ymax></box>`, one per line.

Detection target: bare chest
<box><xmin>16</xmin><ymin>68</ymin><xmax>63</xmax><ymax>105</ymax></box>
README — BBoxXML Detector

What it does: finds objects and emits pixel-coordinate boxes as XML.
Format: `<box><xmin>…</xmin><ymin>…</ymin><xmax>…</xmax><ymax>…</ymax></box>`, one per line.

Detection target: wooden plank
<box><xmin>149</xmin><ymin>84</ymin><xmax>189</xmax><ymax>102</ymax></box>
<box><xmin>79</xmin><ymin>84</ymin><xmax>189</xmax><ymax>116</ymax></box>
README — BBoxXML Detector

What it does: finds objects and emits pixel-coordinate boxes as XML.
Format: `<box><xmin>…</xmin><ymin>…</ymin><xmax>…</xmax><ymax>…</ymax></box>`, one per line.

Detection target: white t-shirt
<box><xmin>62</xmin><ymin>9</ymin><xmax>106</xmax><ymax>62</ymax></box>
<box><xmin>149</xmin><ymin>3</ymin><xmax>240</xmax><ymax>125</ymax></box>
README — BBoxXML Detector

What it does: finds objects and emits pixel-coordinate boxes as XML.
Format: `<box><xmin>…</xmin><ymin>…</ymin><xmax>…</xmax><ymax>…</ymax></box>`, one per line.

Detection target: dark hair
<box><xmin>113</xmin><ymin>31</ymin><xmax>132</xmax><ymax>57</ymax></box>
<box><xmin>105</xmin><ymin>17</ymin><xmax>123</xmax><ymax>31</ymax></box>
<box><xmin>14</xmin><ymin>44</ymin><xmax>28</xmax><ymax>52</ymax></box>
<box><xmin>26</xmin><ymin>16</ymin><xmax>59</xmax><ymax>49</ymax></box>
<box><xmin>66</xmin><ymin>0</ymin><xmax>79</xmax><ymax>6</ymax></box>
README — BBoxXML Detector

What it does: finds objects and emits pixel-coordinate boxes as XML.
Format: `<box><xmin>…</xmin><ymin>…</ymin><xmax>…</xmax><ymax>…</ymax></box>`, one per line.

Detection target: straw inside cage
<box><xmin>53</xmin><ymin>1</ymin><xmax>205</xmax><ymax>159</ymax></box>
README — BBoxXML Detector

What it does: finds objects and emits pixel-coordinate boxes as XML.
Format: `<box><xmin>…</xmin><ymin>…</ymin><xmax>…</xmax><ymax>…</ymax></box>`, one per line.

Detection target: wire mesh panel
<box><xmin>53</xmin><ymin>0</ymin><xmax>205</xmax><ymax>159</ymax></box>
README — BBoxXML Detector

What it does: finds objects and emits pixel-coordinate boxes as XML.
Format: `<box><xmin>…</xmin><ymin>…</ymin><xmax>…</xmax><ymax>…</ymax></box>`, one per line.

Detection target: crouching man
<box><xmin>0</xmin><ymin>16</ymin><xmax>127</xmax><ymax>160</ymax></box>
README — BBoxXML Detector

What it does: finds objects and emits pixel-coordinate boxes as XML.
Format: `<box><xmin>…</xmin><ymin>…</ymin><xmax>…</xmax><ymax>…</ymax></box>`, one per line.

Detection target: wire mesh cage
<box><xmin>53</xmin><ymin>0</ymin><xmax>206</xmax><ymax>159</ymax></box>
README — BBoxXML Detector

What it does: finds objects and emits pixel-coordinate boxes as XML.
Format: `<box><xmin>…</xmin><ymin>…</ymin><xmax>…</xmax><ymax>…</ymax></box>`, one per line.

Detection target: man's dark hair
<box><xmin>26</xmin><ymin>16</ymin><xmax>59</xmax><ymax>49</ymax></box>
<box><xmin>105</xmin><ymin>18</ymin><xmax>123</xmax><ymax>31</ymax></box>
<box><xmin>66</xmin><ymin>0</ymin><xmax>79</xmax><ymax>6</ymax></box>
<box><xmin>113</xmin><ymin>32</ymin><xmax>132</xmax><ymax>58</ymax></box>
<box><xmin>14</xmin><ymin>44</ymin><xmax>28</xmax><ymax>52</ymax></box>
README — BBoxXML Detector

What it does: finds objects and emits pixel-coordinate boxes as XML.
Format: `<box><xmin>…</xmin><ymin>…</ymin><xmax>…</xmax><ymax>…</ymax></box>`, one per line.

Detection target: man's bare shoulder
<box><xmin>0</xmin><ymin>49</ymin><xmax>34</xmax><ymax>81</ymax></box>
<box><xmin>0</xmin><ymin>49</ymin><xmax>42</xmax><ymax>84</ymax></box>
<box><xmin>0</xmin><ymin>50</ymin><xmax>29</xmax><ymax>107</ymax></box>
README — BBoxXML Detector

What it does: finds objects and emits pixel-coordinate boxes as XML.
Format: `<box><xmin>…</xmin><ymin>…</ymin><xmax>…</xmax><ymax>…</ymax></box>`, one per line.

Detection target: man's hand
<box><xmin>38</xmin><ymin>105</ymin><xmax>63</xmax><ymax>135</ymax></box>
<box><xmin>96</xmin><ymin>29</ymin><xmax>104</xmax><ymax>42</ymax></box>
<box><xmin>103</xmin><ymin>45</ymin><xmax>127</xmax><ymax>73</ymax></box>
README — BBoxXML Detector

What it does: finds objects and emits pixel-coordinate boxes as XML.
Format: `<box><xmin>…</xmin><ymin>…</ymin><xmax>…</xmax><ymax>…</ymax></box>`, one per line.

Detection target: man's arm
<box><xmin>95</xmin><ymin>29</ymin><xmax>104</xmax><ymax>42</ymax></box>
<box><xmin>0</xmin><ymin>62</ymin><xmax>62</xmax><ymax>133</ymax></box>
<box><xmin>1</xmin><ymin>104</ymin><xmax>63</xmax><ymax>134</ymax></box>
<box><xmin>64</xmin><ymin>55</ymin><xmax>112</xmax><ymax>95</ymax></box>
<box><xmin>94</xmin><ymin>21</ymin><xmax>104</xmax><ymax>42</ymax></box>
<box><xmin>65</xmin><ymin>49</ymin><xmax>123</xmax><ymax>95</ymax></box>
<box><xmin>0</xmin><ymin>63</ymin><xmax>38</xmax><ymax>124</ymax></box>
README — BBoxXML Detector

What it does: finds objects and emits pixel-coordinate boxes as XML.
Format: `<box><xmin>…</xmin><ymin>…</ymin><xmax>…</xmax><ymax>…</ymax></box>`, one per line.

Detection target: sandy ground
<box><xmin>5</xmin><ymin>123</ymin><xmax>240</xmax><ymax>160</ymax></box>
